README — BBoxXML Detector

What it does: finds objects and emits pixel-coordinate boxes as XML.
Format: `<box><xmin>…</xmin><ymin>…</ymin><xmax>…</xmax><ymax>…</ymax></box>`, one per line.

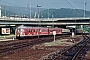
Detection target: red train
<box><xmin>15</xmin><ymin>26</ymin><xmax>70</xmax><ymax>39</ymax></box>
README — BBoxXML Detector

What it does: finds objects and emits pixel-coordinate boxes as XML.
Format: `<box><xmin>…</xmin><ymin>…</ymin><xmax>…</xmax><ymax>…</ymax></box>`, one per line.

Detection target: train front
<box><xmin>15</xmin><ymin>26</ymin><xmax>25</xmax><ymax>39</ymax></box>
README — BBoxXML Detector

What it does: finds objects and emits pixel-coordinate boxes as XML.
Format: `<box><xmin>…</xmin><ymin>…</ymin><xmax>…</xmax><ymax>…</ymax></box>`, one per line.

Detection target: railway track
<box><xmin>41</xmin><ymin>35</ymin><xmax>90</xmax><ymax>60</ymax></box>
<box><xmin>0</xmin><ymin>35</ymin><xmax>70</xmax><ymax>57</ymax></box>
<box><xmin>0</xmin><ymin>40</ymin><xmax>32</xmax><ymax>57</ymax></box>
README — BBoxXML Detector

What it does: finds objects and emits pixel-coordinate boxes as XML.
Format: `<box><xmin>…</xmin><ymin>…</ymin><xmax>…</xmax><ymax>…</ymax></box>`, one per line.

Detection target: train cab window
<box><xmin>18</xmin><ymin>29</ymin><xmax>20</xmax><ymax>32</ymax></box>
<box><xmin>21</xmin><ymin>28</ymin><xmax>24</xmax><ymax>32</ymax></box>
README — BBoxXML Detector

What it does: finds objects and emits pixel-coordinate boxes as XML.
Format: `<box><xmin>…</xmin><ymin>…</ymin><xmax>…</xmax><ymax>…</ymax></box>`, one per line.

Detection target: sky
<box><xmin>0</xmin><ymin>0</ymin><xmax>90</xmax><ymax>11</ymax></box>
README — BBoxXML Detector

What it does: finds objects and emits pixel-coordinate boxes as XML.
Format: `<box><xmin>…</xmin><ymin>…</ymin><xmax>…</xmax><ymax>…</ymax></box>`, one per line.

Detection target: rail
<box><xmin>40</xmin><ymin>35</ymin><xmax>90</xmax><ymax>60</ymax></box>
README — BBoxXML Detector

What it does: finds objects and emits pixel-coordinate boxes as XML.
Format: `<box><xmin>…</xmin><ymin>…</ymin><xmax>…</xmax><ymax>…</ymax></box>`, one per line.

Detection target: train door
<box><xmin>28</xmin><ymin>28</ymin><xmax>32</xmax><ymax>35</ymax></box>
<box><xmin>31</xmin><ymin>28</ymin><xmax>39</xmax><ymax>36</ymax></box>
<box><xmin>58</xmin><ymin>28</ymin><xmax>62</xmax><ymax>34</ymax></box>
<box><xmin>24</xmin><ymin>28</ymin><xmax>31</xmax><ymax>36</ymax></box>
<box><xmin>24</xmin><ymin>28</ymin><xmax>28</xmax><ymax>36</ymax></box>
<box><xmin>31</xmin><ymin>28</ymin><xmax>34</xmax><ymax>35</ymax></box>
<box><xmin>33</xmin><ymin>28</ymin><xmax>38</xmax><ymax>36</ymax></box>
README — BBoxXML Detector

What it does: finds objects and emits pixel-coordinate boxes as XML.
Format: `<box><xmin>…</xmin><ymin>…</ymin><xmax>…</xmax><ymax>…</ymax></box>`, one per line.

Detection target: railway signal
<box><xmin>53</xmin><ymin>31</ymin><xmax>56</xmax><ymax>42</ymax></box>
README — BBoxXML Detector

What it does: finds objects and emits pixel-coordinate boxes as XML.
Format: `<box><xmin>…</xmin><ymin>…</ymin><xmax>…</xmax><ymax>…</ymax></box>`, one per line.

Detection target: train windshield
<box><xmin>20</xmin><ymin>28</ymin><xmax>24</xmax><ymax>32</ymax></box>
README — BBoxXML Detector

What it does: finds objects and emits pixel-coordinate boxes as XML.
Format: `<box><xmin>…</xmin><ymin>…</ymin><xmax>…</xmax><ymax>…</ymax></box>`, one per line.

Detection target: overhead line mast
<box><xmin>84</xmin><ymin>0</ymin><xmax>87</xmax><ymax>18</ymax></box>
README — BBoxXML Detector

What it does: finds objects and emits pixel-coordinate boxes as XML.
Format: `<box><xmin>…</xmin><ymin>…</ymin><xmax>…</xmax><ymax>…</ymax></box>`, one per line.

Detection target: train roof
<box><xmin>17</xmin><ymin>26</ymin><xmax>32</xmax><ymax>28</ymax></box>
<box><xmin>17</xmin><ymin>26</ymin><xmax>47</xmax><ymax>29</ymax></box>
<box><xmin>17</xmin><ymin>26</ymin><xmax>62</xmax><ymax>29</ymax></box>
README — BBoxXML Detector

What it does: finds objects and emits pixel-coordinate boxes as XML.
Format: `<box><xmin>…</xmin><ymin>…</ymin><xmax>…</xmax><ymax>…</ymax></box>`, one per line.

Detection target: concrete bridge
<box><xmin>0</xmin><ymin>17</ymin><xmax>90</xmax><ymax>26</ymax></box>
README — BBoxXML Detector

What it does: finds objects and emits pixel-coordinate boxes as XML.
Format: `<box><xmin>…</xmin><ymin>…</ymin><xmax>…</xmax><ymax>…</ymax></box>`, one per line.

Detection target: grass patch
<box><xmin>0</xmin><ymin>35</ymin><xmax>15</xmax><ymax>39</ymax></box>
<box><xmin>44</xmin><ymin>40</ymin><xmax>64</xmax><ymax>46</ymax></box>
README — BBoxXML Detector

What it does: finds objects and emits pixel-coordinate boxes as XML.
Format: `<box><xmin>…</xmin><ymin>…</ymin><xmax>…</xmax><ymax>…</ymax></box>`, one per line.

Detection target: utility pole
<box><xmin>84</xmin><ymin>0</ymin><xmax>87</xmax><ymax>34</ymax></box>
<box><xmin>48</xmin><ymin>8</ymin><xmax>49</xmax><ymax>19</ymax></box>
<box><xmin>37</xmin><ymin>4</ymin><xmax>41</xmax><ymax>38</ymax></box>
<box><xmin>84</xmin><ymin>0</ymin><xmax>87</xmax><ymax>18</ymax></box>
<box><xmin>37</xmin><ymin>5</ymin><xmax>41</xmax><ymax>27</ymax></box>
<box><xmin>4</xmin><ymin>6</ymin><xmax>6</xmax><ymax>17</ymax></box>
<box><xmin>27</xmin><ymin>3</ymin><xmax>31</xmax><ymax>20</ymax></box>
<box><xmin>52</xmin><ymin>15</ymin><xmax>54</xmax><ymax>28</ymax></box>
<box><xmin>30</xmin><ymin>3</ymin><xmax>31</xmax><ymax>19</ymax></box>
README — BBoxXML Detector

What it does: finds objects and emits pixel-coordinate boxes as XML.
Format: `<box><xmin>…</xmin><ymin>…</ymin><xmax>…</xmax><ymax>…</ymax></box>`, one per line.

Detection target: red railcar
<box><xmin>39</xmin><ymin>27</ymin><xmax>49</xmax><ymax>35</ymax></box>
<box><xmin>76</xmin><ymin>29</ymin><xmax>83</xmax><ymax>34</ymax></box>
<box><xmin>15</xmin><ymin>26</ymin><xmax>67</xmax><ymax>39</ymax></box>
<box><xmin>48</xmin><ymin>28</ymin><xmax>62</xmax><ymax>35</ymax></box>
<box><xmin>15</xmin><ymin>26</ymin><xmax>49</xmax><ymax>39</ymax></box>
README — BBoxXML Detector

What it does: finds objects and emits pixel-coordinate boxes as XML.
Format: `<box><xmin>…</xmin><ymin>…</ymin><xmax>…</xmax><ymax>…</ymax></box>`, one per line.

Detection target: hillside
<box><xmin>1</xmin><ymin>5</ymin><xmax>45</xmax><ymax>17</ymax></box>
<box><xmin>1</xmin><ymin>5</ymin><xmax>90</xmax><ymax>18</ymax></box>
<box><xmin>40</xmin><ymin>8</ymin><xmax>90</xmax><ymax>18</ymax></box>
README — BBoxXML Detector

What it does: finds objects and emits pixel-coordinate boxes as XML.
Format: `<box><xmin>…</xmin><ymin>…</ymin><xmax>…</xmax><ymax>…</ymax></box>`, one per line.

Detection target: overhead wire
<box><xmin>0</xmin><ymin>0</ymin><xmax>86</xmax><ymax>17</ymax></box>
<box><xmin>0</xmin><ymin>0</ymin><xmax>22</xmax><ymax>7</ymax></box>
<box><xmin>65</xmin><ymin>0</ymin><xmax>84</xmax><ymax>16</ymax></box>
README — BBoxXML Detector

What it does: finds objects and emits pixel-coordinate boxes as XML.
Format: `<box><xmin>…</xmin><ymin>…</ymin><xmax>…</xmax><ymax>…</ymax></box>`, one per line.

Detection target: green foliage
<box><xmin>76</xmin><ymin>25</ymin><xmax>81</xmax><ymax>29</ymax></box>
<box><xmin>1</xmin><ymin>9</ymin><xmax>17</xmax><ymax>17</ymax></box>
<box><xmin>1</xmin><ymin>6</ymin><xmax>90</xmax><ymax>18</ymax></box>
<box><xmin>40</xmin><ymin>8</ymin><xmax>90</xmax><ymax>18</ymax></box>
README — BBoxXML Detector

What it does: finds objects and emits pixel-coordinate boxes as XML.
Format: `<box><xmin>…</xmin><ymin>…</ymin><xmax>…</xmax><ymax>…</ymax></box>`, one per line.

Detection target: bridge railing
<box><xmin>0</xmin><ymin>16</ymin><xmax>90</xmax><ymax>21</ymax></box>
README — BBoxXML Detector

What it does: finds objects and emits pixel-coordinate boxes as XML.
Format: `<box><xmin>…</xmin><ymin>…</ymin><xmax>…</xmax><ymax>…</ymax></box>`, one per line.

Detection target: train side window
<box><xmin>25</xmin><ymin>29</ymin><xmax>28</xmax><ymax>32</ymax></box>
<box><xmin>30</xmin><ymin>30</ymin><xmax>32</xmax><ymax>32</ymax></box>
<box><xmin>40</xmin><ymin>30</ymin><xmax>42</xmax><ymax>32</ymax></box>
<box><xmin>18</xmin><ymin>29</ymin><xmax>19</xmax><ymax>32</ymax></box>
<box><xmin>50</xmin><ymin>30</ymin><xmax>53</xmax><ymax>32</ymax></box>
<box><xmin>28</xmin><ymin>29</ymin><xmax>31</xmax><ymax>32</ymax></box>
<box><xmin>33</xmin><ymin>29</ymin><xmax>36</xmax><ymax>32</ymax></box>
<box><xmin>42</xmin><ymin>29</ymin><xmax>46</xmax><ymax>32</ymax></box>
<box><xmin>34</xmin><ymin>29</ymin><xmax>38</xmax><ymax>32</ymax></box>
<box><xmin>34</xmin><ymin>30</ymin><xmax>36</xmax><ymax>32</ymax></box>
<box><xmin>35</xmin><ymin>29</ymin><xmax>38</xmax><ymax>32</ymax></box>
